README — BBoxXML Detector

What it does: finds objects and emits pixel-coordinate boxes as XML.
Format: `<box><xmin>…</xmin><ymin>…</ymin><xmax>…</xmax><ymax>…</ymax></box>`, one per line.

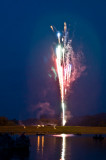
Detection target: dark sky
<box><xmin>0</xmin><ymin>0</ymin><xmax>106</xmax><ymax>119</ymax></box>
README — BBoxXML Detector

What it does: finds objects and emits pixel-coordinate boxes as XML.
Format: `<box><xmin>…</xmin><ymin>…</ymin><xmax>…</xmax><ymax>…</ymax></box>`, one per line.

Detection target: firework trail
<box><xmin>50</xmin><ymin>23</ymin><xmax>85</xmax><ymax>126</ymax></box>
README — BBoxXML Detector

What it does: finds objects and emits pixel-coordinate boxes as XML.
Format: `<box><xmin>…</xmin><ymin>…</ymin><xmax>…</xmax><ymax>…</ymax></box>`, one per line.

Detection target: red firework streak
<box><xmin>52</xmin><ymin>23</ymin><xmax>71</xmax><ymax>126</ymax></box>
<box><xmin>50</xmin><ymin>22</ymin><xmax>85</xmax><ymax>126</ymax></box>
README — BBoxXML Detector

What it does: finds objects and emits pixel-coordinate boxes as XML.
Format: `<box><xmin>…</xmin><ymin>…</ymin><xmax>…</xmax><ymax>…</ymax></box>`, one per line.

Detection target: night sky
<box><xmin>0</xmin><ymin>0</ymin><xmax>106</xmax><ymax>119</ymax></box>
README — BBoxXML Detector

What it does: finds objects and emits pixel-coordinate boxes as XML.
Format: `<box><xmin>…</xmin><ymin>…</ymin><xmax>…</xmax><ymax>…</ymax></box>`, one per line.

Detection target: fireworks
<box><xmin>50</xmin><ymin>22</ymin><xmax>85</xmax><ymax>126</ymax></box>
<box><xmin>50</xmin><ymin>22</ymin><xmax>71</xmax><ymax>126</ymax></box>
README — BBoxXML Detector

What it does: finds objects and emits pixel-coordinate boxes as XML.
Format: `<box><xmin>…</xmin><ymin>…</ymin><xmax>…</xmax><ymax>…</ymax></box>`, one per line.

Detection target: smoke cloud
<box><xmin>29</xmin><ymin>102</ymin><xmax>55</xmax><ymax>119</ymax></box>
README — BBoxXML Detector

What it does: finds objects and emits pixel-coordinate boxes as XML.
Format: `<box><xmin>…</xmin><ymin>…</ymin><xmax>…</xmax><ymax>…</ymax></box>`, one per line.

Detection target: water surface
<box><xmin>30</xmin><ymin>134</ymin><xmax>106</xmax><ymax>160</ymax></box>
<box><xmin>0</xmin><ymin>134</ymin><xmax>106</xmax><ymax>160</ymax></box>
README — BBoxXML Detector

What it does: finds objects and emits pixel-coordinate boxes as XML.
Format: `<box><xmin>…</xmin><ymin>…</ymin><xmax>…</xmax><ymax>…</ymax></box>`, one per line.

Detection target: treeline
<box><xmin>21</xmin><ymin>113</ymin><xmax>106</xmax><ymax>127</ymax></box>
<box><xmin>21</xmin><ymin>118</ymin><xmax>61</xmax><ymax>126</ymax></box>
<box><xmin>0</xmin><ymin>113</ymin><xmax>106</xmax><ymax>126</ymax></box>
<box><xmin>0</xmin><ymin>117</ymin><xmax>18</xmax><ymax>126</ymax></box>
<box><xmin>68</xmin><ymin>113</ymin><xmax>106</xmax><ymax>127</ymax></box>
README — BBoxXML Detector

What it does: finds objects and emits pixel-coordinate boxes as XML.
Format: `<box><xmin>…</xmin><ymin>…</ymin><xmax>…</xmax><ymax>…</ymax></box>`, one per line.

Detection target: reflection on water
<box><xmin>55</xmin><ymin>134</ymin><xmax>73</xmax><ymax>160</ymax></box>
<box><xmin>37</xmin><ymin>134</ymin><xmax>67</xmax><ymax>160</ymax></box>
<box><xmin>60</xmin><ymin>134</ymin><xmax>66</xmax><ymax>160</ymax></box>
<box><xmin>37</xmin><ymin>136</ymin><xmax>44</xmax><ymax>154</ymax></box>
<box><xmin>0</xmin><ymin>134</ymin><xmax>106</xmax><ymax>160</ymax></box>
<box><xmin>37</xmin><ymin>136</ymin><xmax>40</xmax><ymax>151</ymax></box>
<box><xmin>30</xmin><ymin>134</ymin><xmax>106</xmax><ymax>160</ymax></box>
<box><xmin>42</xmin><ymin>136</ymin><xmax>44</xmax><ymax>154</ymax></box>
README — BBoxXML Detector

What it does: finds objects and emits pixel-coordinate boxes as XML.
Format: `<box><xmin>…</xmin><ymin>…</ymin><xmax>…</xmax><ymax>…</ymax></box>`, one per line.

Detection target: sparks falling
<box><xmin>56</xmin><ymin>23</ymin><xmax>71</xmax><ymax>126</ymax></box>
<box><xmin>50</xmin><ymin>22</ymin><xmax>85</xmax><ymax>126</ymax></box>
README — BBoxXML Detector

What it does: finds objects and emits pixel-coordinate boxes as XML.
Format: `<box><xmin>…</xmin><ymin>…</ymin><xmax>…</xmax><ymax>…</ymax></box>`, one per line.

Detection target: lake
<box><xmin>0</xmin><ymin>134</ymin><xmax>106</xmax><ymax>160</ymax></box>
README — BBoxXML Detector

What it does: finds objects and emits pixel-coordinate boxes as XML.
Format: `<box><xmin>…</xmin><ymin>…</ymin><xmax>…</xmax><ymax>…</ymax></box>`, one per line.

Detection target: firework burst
<box><xmin>50</xmin><ymin>22</ymin><xmax>85</xmax><ymax>126</ymax></box>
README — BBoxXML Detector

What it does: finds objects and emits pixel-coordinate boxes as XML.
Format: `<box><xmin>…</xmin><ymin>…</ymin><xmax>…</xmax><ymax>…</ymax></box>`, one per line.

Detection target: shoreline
<box><xmin>0</xmin><ymin>126</ymin><xmax>106</xmax><ymax>135</ymax></box>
